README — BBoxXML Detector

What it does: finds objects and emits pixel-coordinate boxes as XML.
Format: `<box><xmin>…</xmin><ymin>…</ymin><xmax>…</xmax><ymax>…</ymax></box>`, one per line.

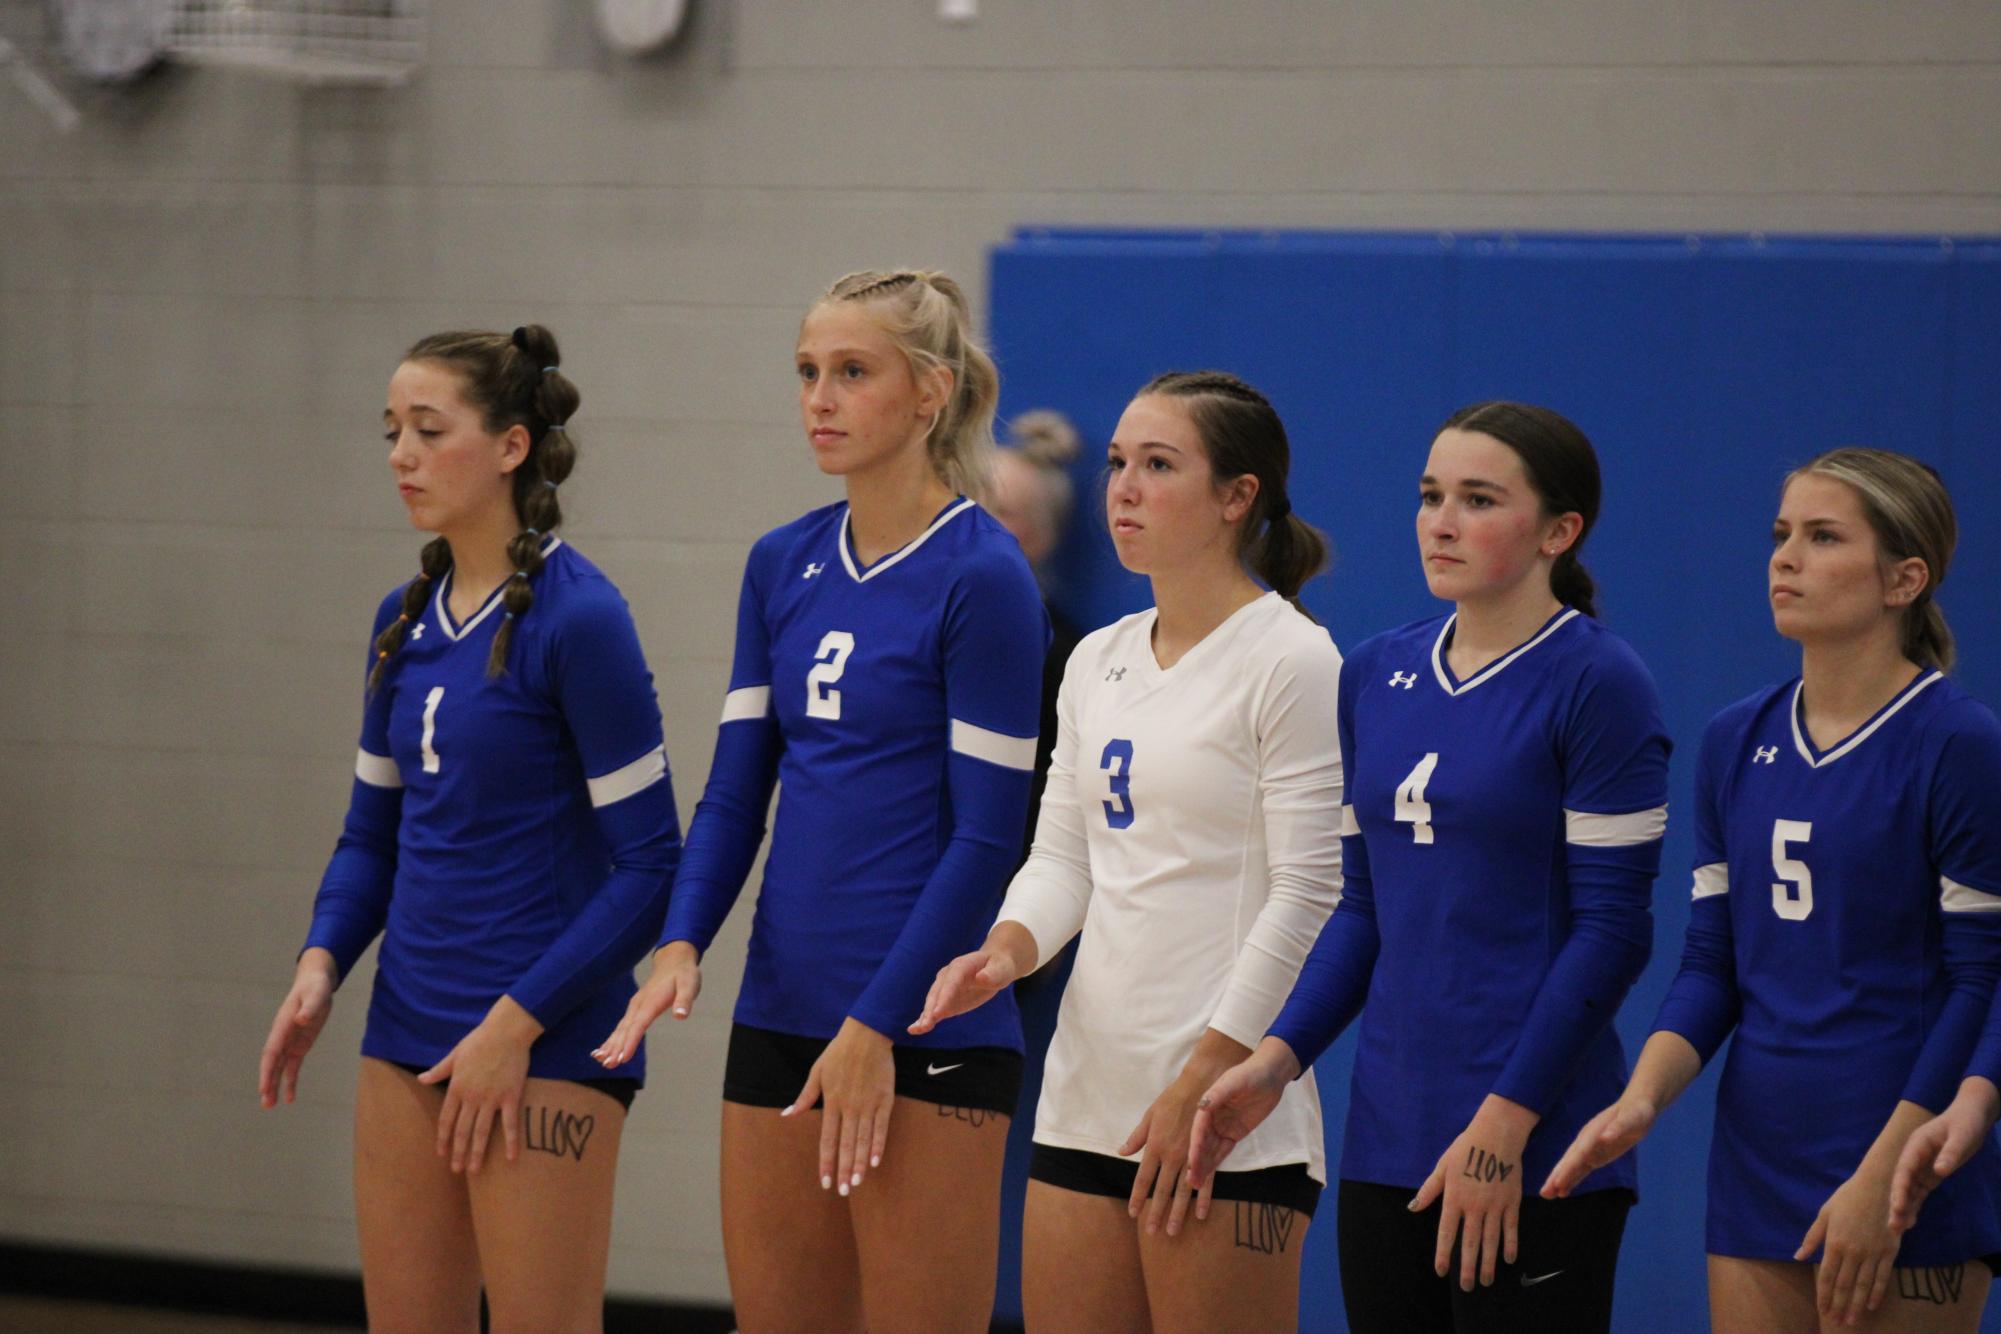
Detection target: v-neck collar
<box><xmin>1136</xmin><ymin>591</ymin><xmax>1276</xmax><ymax>682</ymax></box>
<box><xmin>838</xmin><ymin>497</ymin><xmax>975</xmax><ymax>584</ymax></box>
<box><xmin>434</xmin><ymin>536</ymin><xmax>563</xmax><ymax>641</ymax></box>
<box><xmin>1789</xmin><ymin>668</ymin><xmax>1941</xmax><ymax>768</ymax></box>
<box><xmin>1430</xmin><ymin>607</ymin><xmax>1579</xmax><ymax>696</ymax></box>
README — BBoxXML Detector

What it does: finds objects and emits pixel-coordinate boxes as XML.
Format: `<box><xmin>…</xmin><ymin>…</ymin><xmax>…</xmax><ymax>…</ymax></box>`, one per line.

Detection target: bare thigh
<box><xmin>1709</xmin><ymin>1255</ymin><xmax>1991</xmax><ymax>1334</ymax></box>
<box><xmin>353</xmin><ymin>1057</ymin><xmax>481</xmax><ymax>1334</ymax></box>
<box><xmin>720</xmin><ymin>1100</ymin><xmax>863</xmax><ymax>1334</ymax></box>
<box><xmin>848</xmin><ymin>1099</ymin><xmax>1011</xmax><ymax>1334</ymax></box>
<box><xmin>466</xmin><ymin>1079</ymin><xmax>626</xmax><ymax>1334</ymax></box>
<box><xmin>1138</xmin><ymin>1196</ymin><xmax>1308</xmax><ymax>1334</ymax></box>
<box><xmin>1022</xmin><ymin>1180</ymin><xmax>1149</xmax><ymax>1334</ymax></box>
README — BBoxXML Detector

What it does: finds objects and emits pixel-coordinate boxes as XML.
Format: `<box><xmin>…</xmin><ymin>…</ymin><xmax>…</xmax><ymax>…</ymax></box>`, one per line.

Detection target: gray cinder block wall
<box><xmin>4</xmin><ymin>0</ymin><xmax>1999</xmax><ymax>1304</ymax></box>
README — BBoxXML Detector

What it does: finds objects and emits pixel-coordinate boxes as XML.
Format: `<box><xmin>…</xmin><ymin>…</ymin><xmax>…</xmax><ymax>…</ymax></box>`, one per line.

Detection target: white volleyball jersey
<box><xmin>999</xmin><ymin>592</ymin><xmax>1344</xmax><ymax>1177</ymax></box>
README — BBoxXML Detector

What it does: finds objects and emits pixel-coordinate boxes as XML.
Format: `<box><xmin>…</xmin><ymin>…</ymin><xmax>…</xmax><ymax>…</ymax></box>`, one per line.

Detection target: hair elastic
<box><xmin>546</xmin><ymin>421</ymin><xmax>568</xmax><ymax>434</ymax></box>
<box><xmin>543</xmin><ymin>365</ymin><xmax>559</xmax><ymax>375</ymax></box>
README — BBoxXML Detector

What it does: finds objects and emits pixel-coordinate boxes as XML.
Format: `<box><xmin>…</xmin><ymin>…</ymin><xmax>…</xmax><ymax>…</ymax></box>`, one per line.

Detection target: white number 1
<box><xmin>1395</xmin><ymin>752</ymin><xmax>1440</xmax><ymax>845</ymax></box>
<box><xmin>421</xmin><ymin>686</ymin><xmax>444</xmax><ymax>774</ymax></box>
<box><xmin>1771</xmin><ymin>819</ymin><xmax>1813</xmax><ymax>921</ymax></box>
<box><xmin>806</xmin><ymin>631</ymin><xmax>856</xmax><ymax>720</ymax></box>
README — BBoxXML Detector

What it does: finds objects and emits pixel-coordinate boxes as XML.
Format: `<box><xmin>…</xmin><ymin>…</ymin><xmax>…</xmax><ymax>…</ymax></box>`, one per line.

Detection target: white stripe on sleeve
<box><xmin>1565</xmin><ymin>805</ymin><xmax>1668</xmax><ymax>847</ymax></box>
<box><xmin>719</xmin><ymin>686</ymin><xmax>772</xmax><ymax>724</ymax></box>
<box><xmin>1691</xmin><ymin>862</ymin><xmax>1728</xmax><ymax>900</ymax></box>
<box><xmin>355</xmin><ymin>748</ymin><xmax>402</xmax><ymax>789</ymax></box>
<box><xmin>950</xmin><ymin>718</ymin><xmax>1038</xmax><ymax>771</ymax></box>
<box><xmin>1339</xmin><ymin>804</ymin><xmax>1359</xmax><ymax>837</ymax></box>
<box><xmin>587</xmin><ymin>745</ymin><xmax>667</xmax><ymax>809</ymax></box>
<box><xmin>1941</xmin><ymin>875</ymin><xmax>2001</xmax><ymax>914</ymax></box>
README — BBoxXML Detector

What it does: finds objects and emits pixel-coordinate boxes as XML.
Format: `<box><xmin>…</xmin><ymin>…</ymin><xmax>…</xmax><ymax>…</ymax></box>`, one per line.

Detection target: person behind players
<box><xmin>1547</xmin><ymin>447</ymin><xmax>2001</xmax><ymax>1331</ymax></box>
<box><xmin>595</xmin><ymin>270</ymin><xmax>1047</xmax><ymax>1332</ymax></box>
<box><xmin>913</xmin><ymin>371</ymin><xmax>1343</xmax><ymax>1331</ymax></box>
<box><xmin>258</xmin><ymin>325</ymin><xmax>682</xmax><ymax>1331</ymax></box>
<box><xmin>1190</xmin><ymin>402</ymin><xmax>1670</xmax><ymax>1334</ymax></box>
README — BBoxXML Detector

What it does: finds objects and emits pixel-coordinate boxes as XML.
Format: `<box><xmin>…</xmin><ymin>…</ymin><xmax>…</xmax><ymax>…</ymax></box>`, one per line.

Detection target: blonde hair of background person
<box><xmin>595</xmin><ymin>271</ymin><xmax>1049</xmax><ymax>1332</ymax></box>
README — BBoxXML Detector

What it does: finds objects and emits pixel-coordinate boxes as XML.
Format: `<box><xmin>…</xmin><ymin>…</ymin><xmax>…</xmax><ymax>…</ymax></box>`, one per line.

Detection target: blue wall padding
<box><xmin>984</xmin><ymin>229</ymin><xmax>2001</xmax><ymax>1333</ymax></box>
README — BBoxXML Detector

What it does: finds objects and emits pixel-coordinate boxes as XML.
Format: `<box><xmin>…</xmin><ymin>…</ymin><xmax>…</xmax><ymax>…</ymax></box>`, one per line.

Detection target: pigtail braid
<box><xmin>369</xmin><ymin>536</ymin><xmax>452</xmax><ymax>693</ymax></box>
<box><xmin>485</xmin><ymin>325</ymin><xmax>581</xmax><ymax>676</ymax></box>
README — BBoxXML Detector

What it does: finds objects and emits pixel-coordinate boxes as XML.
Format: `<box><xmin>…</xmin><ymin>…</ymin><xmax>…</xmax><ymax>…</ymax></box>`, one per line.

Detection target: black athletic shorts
<box><xmin>721</xmin><ymin>1021</ymin><xmax>1023</xmax><ymax>1117</ymax></box>
<box><xmin>1029</xmin><ymin>1143</ymin><xmax>1322</xmax><ymax>1218</ymax></box>
<box><xmin>1337</xmin><ymin>1179</ymin><xmax>1635</xmax><ymax>1334</ymax></box>
<box><xmin>387</xmin><ymin>1059</ymin><xmax>637</xmax><ymax>1112</ymax></box>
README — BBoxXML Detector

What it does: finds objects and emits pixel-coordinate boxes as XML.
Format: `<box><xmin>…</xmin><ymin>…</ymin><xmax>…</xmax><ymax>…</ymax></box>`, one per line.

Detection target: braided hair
<box><xmin>369</xmin><ymin>324</ymin><xmax>581</xmax><ymax>691</ymax></box>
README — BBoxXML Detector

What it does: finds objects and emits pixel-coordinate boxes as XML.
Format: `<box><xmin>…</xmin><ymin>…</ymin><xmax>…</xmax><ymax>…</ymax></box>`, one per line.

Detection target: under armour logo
<box><xmin>802</xmin><ymin>562</ymin><xmax>824</xmax><ymax>579</ymax></box>
<box><xmin>1388</xmin><ymin>671</ymin><xmax>1417</xmax><ymax>689</ymax></box>
<box><xmin>409</xmin><ymin>622</ymin><xmax>425</xmax><ymax>641</ymax></box>
<box><xmin>1105</xmin><ymin>667</ymin><xmax>1127</xmax><ymax>682</ymax></box>
<box><xmin>1753</xmin><ymin>746</ymin><xmax>1778</xmax><ymax>764</ymax></box>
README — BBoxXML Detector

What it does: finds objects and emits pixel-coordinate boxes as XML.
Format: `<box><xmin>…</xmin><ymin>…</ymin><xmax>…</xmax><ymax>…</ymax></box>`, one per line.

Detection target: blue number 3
<box><xmin>1101</xmin><ymin>738</ymin><xmax>1135</xmax><ymax>830</ymax></box>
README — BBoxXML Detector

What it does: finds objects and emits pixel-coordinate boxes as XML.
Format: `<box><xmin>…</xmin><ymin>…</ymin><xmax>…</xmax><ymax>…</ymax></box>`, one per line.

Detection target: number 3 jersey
<box><xmin>1270</xmin><ymin>609</ymin><xmax>1670</xmax><ymax>1196</ymax></box>
<box><xmin>997</xmin><ymin>592</ymin><xmax>1345</xmax><ymax>1175</ymax></box>
<box><xmin>658</xmin><ymin>499</ymin><xmax>1047</xmax><ymax>1050</ymax></box>
<box><xmin>304</xmin><ymin>540</ymin><xmax>683</xmax><ymax>1084</ymax></box>
<box><xmin>1652</xmin><ymin>671</ymin><xmax>2001</xmax><ymax>1265</ymax></box>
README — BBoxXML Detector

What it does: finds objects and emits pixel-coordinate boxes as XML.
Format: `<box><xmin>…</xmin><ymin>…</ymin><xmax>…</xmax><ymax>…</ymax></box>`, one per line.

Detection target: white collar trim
<box><xmin>1789</xmin><ymin>669</ymin><xmax>1940</xmax><ymax>768</ymax></box>
<box><xmin>434</xmin><ymin>535</ymin><xmax>563</xmax><ymax>641</ymax></box>
<box><xmin>838</xmin><ymin>498</ymin><xmax>975</xmax><ymax>584</ymax></box>
<box><xmin>1429</xmin><ymin>608</ymin><xmax>1580</xmax><ymax>696</ymax></box>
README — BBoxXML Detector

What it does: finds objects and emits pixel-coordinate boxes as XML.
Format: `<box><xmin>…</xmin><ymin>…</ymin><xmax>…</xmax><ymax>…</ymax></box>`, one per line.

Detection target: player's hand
<box><xmin>1891</xmin><ymin>1079</ymin><xmax>2001</xmax><ymax>1233</ymax></box>
<box><xmin>1798</xmin><ymin>1165</ymin><xmax>1900</xmax><ymax>1325</ymax></box>
<box><xmin>594</xmin><ymin>940</ymin><xmax>701</xmax><ymax>1069</ymax></box>
<box><xmin>909</xmin><ymin>922</ymin><xmax>1038</xmax><ymax>1036</ymax></box>
<box><xmin>1187</xmin><ymin>1036</ymin><xmax>1300</xmax><ymax>1214</ymax></box>
<box><xmin>1412</xmin><ymin>1095</ymin><xmax>1537</xmax><ymax>1291</ymax></box>
<box><xmin>909</xmin><ymin>949</ymin><xmax>1017</xmax><ymax>1035</ymax></box>
<box><xmin>419</xmin><ymin>994</ymin><xmax>541</xmax><ymax>1175</ymax></box>
<box><xmin>258</xmin><ymin>949</ymin><xmax>338</xmax><ymax>1109</ymax></box>
<box><xmin>1541</xmin><ymin>1095</ymin><xmax>1656</xmax><ymax>1199</ymax></box>
<box><xmin>1120</xmin><ymin>1029</ymin><xmax>1250</xmax><ymax>1238</ymax></box>
<box><xmin>786</xmin><ymin>1016</ymin><xmax>895</xmax><ymax>1196</ymax></box>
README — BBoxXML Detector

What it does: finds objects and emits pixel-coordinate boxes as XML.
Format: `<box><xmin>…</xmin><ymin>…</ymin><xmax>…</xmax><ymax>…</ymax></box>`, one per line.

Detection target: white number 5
<box><xmin>806</xmin><ymin>631</ymin><xmax>856</xmax><ymax>720</ymax></box>
<box><xmin>1771</xmin><ymin>818</ymin><xmax>1813</xmax><ymax>921</ymax></box>
<box><xmin>1395</xmin><ymin>752</ymin><xmax>1440</xmax><ymax>845</ymax></box>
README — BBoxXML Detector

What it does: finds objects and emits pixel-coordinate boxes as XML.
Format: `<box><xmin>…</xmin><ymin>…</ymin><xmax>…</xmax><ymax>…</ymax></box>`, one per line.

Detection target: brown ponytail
<box><xmin>1137</xmin><ymin>371</ymin><xmax>1331</xmax><ymax>617</ymax></box>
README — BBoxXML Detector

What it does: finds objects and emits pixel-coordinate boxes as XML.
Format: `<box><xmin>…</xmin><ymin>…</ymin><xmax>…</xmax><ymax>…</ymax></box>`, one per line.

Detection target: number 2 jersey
<box><xmin>305</xmin><ymin>540</ymin><xmax>684</xmax><ymax>1084</ymax></box>
<box><xmin>997</xmin><ymin>592</ymin><xmax>1345</xmax><ymax>1175</ymax></box>
<box><xmin>1270</xmin><ymin>608</ymin><xmax>1669</xmax><ymax>1196</ymax></box>
<box><xmin>659</xmin><ymin>499</ymin><xmax>1047</xmax><ymax>1050</ymax></box>
<box><xmin>1652</xmin><ymin>671</ymin><xmax>2001</xmax><ymax>1264</ymax></box>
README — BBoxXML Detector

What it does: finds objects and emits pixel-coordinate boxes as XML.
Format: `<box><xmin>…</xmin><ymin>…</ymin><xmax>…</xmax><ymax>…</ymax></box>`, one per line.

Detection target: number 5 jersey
<box><xmin>997</xmin><ymin>592</ymin><xmax>1345</xmax><ymax>1175</ymax></box>
<box><xmin>1653</xmin><ymin>670</ymin><xmax>2001</xmax><ymax>1264</ymax></box>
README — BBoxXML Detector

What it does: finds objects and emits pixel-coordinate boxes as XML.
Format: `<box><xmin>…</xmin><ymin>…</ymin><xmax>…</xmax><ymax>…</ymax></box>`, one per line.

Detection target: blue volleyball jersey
<box><xmin>660</xmin><ymin>499</ymin><xmax>1047</xmax><ymax>1049</ymax></box>
<box><xmin>304</xmin><ymin>540</ymin><xmax>682</xmax><ymax>1084</ymax></box>
<box><xmin>1270</xmin><ymin>609</ymin><xmax>1668</xmax><ymax>1195</ymax></box>
<box><xmin>1652</xmin><ymin>672</ymin><xmax>2001</xmax><ymax>1264</ymax></box>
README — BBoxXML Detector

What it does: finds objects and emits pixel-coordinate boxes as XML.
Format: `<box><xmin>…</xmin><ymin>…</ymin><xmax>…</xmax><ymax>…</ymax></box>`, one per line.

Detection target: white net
<box><xmin>168</xmin><ymin>0</ymin><xmax>425</xmax><ymax>85</ymax></box>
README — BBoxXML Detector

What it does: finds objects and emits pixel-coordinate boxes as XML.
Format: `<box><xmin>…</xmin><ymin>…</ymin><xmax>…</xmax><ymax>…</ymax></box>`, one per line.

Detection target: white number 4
<box><xmin>806</xmin><ymin>631</ymin><xmax>856</xmax><ymax>720</ymax></box>
<box><xmin>1395</xmin><ymin>752</ymin><xmax>1440</xmax><ymax>845</ymax></box>
<box><xmin>1771</xmin><ymin>819</ymin><xmax>1813</xmax><ymax>921</ymax></box>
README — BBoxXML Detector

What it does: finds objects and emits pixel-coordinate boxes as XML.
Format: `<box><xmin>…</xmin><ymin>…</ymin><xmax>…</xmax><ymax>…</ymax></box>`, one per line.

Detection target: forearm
<box><xmin>1180</xmin><ymin>1028</ymin><xmax>1255</xmax><ymax>1088</ymax></box>
<box><xmin>983</xmin><ymin>919</ymin><xmax>1041</xmax><ymax>978</ymax></box>
<box><xmin>1623</xmin><ymin>1029</ymin><xmax>1704</xmax><ymax>1115</ymax></box>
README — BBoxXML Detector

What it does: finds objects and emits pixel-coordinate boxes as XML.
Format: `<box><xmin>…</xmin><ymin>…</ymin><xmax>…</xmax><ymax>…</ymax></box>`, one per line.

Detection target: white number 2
<box><xmin>1395</xmin><ymin>752</ymin><xmax>1440</xmax><ymax>845</ymax></box>
<box><xmin>806</xmin><ymin>631</ymin><xmax>856</xmax><ymax>720</ymax></box>
<box><xmin>1771</xmin><ymin>819</ymin><xmax>1813</xmax><ymax>921</ymax></box>
<box><xmin>420</xmin><ymin>685</ymin><xmax>445</xmax><ymax>774</ymax></box>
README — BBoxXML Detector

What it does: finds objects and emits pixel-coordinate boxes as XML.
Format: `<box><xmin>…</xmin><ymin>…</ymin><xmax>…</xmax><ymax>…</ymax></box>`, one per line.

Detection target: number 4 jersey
<box><xmin>1653</xmin><ymin>671</ymin><xmax>2001</xmax><ymax>1265</ymax></box>
<box><xmin>658</xmin><ymin>499</ymin><xmax>1047</xmax><ymax>1050</ymax></box>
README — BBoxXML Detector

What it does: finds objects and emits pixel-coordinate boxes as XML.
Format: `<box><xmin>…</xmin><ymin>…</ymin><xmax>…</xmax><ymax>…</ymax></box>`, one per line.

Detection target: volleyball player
<box><xmin>1547</xmin><ymin>448</ymin><xmax>2001</xmax><ymax>1331</ymax></box>
<box><xmin>910</xmin><ymin>372</ymin><xmax>1342</xmax><ymax>1331</ymax></box>
<box><xmin>595</xmin><ymin>271</ymin><xmax>1047</xmax><ymax>1332</ymax></box>
<box><xmin>1190</xmin><ymin>403</ymin><xmax>1670</xmax><ymax>1333</ymax></box>
<box><xmin>257</xmin><ymin>326</ymin><xmax>682</xmax><ymax>1332</ymax></box>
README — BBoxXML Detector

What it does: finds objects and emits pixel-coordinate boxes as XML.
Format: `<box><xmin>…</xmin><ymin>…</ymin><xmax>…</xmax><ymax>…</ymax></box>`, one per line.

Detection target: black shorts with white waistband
<box><xmin>722</xmin><ymin>1021</ymin><xmax>1023</xmax><ymax>1117</ymax></box>
<box><xmin>1029</xmin><ymin>1143</ymin><xmax>1323</xmax><ymax>1218</ymax></box>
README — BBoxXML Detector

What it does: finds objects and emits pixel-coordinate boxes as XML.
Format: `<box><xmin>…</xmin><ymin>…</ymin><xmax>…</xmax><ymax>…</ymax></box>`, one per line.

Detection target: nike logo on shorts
<box><xmin>1519</xmin><ymin>1270</ymin><xmax>1564</xmax><ymax>1288</ymax></box>
<box><xmin>926</xmin><ymin>1062</ymin><xmax>964</xmax><ymax>1077</ymax></box>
